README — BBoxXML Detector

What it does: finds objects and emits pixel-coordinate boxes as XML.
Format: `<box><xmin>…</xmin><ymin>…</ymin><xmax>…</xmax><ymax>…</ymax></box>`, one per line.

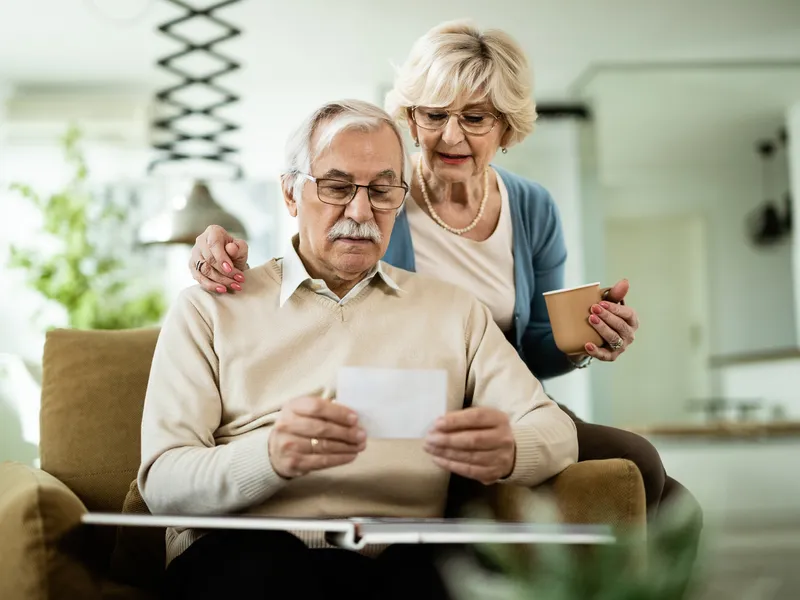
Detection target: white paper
<box><xmin>336</xmin><ymin>367</ymin><xmax>448</xmax><ymax>439</ymax></box>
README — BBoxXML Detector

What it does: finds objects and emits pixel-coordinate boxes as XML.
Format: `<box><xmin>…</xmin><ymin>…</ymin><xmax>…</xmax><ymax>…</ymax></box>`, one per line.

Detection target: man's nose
<box><xmin>344</xmin><ymin>186</ymin><xmax>374</xmax><ymax>223</ymax></box>
<box><xmin>441</xmin><ymin>116</ymin><xmax>465</xmax><ymax>145</ymax></box>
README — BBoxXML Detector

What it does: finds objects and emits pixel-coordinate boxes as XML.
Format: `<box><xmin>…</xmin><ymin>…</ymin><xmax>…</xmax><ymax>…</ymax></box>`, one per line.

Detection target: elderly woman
<box><xmin>189</xmin><ymin>20</ymin><xmax>701</xmax><ymax>544</ymax></box>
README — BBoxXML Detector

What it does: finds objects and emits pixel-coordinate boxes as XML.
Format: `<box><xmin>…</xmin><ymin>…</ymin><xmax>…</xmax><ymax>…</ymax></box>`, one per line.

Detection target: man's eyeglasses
<box><xmin>299</xmin><ymin>173</ymin><xmax>408</xmax><ymax>211</ymax></box>
<box><xmin>411</xmin><ymin>106</ymin><xmax>502</xmax><ymax>136</ymax></box>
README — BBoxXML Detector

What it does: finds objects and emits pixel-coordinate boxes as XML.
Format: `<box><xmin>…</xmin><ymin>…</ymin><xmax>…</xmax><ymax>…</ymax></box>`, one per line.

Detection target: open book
<box><xmin>81</xmin><ymin>513</ymin><xmax>615</xmax><ymax>550</ymax></box>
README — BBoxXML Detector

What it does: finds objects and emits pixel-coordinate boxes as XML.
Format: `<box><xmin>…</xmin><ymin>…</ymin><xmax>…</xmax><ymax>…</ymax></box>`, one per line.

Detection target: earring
<box><xmin>501</xmin><ymin>147</ymin><xmax>508</xmax><ymax>154</ymax></box>
<box><xmin>414</xmin><ymin>139</ymin><xmax>420</xmax><ymax>147</ymax></box>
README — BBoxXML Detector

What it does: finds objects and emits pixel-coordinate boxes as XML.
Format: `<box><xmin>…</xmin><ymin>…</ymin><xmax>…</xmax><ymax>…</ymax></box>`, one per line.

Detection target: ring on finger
<box><xmin>195</xmin><ymin>259</ymin><xmax>205</xmax><ymax>272</ymax></box>
<box><xmin>609</xmin><ymin>338</ymin><xmax>624</xmax><ymax>351</ymax></box>
<box><xmin>310</xmin><ymin>438</ymin><xmax>319</xmax><ymax>453</ymax></box>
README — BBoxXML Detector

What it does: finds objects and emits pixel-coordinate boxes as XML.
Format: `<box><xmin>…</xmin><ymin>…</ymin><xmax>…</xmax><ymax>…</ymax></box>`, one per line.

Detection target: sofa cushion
<box><xmin>548</xmin><ymin>458</ymin><xmax>647</xmax><ymax>528</ymax></box>
<box><xmin>39</xmin><ymin>328</ymin><xmax>160</xmax><ymax>562</ymax></box>
<box><xmin>0</xmin><ymin>461</ymin><xmax>102</xmax><ymax>600</ymax></box>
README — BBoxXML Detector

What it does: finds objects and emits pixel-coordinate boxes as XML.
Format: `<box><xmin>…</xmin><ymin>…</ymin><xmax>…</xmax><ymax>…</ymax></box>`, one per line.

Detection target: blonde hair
<box><xmin>385</xmin><ymin>20</ymin><xmax>538</xmax><ymax>147</ymax></box>
<box><xmin>282</xmin><ymin>99</ymin><xmax>410</xmax><ymax>201</ymax></box>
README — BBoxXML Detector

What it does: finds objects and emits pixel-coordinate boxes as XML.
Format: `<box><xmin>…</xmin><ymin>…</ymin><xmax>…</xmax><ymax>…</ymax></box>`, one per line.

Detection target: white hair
<box><xmin>384</xmin><ymin>19</ymin><xmax>538</xmax><ymax>147</ymax></box>
<box><xmin>282</xmin><ymin>99</ymin><xmax>411</xmax><ymax>202</ymax></box>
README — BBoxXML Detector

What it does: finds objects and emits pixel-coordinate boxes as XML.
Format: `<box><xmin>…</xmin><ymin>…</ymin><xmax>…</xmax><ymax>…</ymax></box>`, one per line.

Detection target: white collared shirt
<box><xmin>279</xmin><ymin>235</ymin><xmax>402</xmax><ymax>307</ymax></box>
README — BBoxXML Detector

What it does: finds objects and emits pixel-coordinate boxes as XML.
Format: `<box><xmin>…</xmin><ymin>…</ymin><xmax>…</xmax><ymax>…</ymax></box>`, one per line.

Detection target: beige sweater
<box><xmin>138</xmin><ymin>259</ymin><xmax>578</xmax><ymax>563</ymax></box>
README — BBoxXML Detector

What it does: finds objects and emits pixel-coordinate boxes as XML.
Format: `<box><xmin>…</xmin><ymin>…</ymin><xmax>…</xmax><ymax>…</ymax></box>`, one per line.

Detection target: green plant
<box><xmin>443</xmin><ymin>495</ymin><xmax>705</xmax><ymax>600</ymax></box>
<box><xmin>7</xmin><ymin>125</ymin><xmax>166</xmax><ymax>330</ymax></box>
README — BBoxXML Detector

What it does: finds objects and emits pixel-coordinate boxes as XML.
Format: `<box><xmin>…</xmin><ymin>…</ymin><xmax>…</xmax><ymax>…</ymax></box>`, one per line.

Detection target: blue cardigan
<box><xmin>382</xmin><ymin>165</ymin><xmax>574</xmax><ymax>380</ymax></box>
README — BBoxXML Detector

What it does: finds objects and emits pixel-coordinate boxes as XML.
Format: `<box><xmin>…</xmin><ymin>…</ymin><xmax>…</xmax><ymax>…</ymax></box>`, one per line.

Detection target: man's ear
<box><xmin>281</xmin><ymin>176</ymin><xmax>298</xmax><ymax>217</ymax></box>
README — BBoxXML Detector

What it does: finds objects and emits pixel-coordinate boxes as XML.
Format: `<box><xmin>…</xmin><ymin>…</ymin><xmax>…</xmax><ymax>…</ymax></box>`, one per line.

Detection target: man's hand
<box><xmin>189</xmin><ymin>225</ymin><xmax>250</xmax><ymax>294</ymax></box>
<box><xmin>269</xmin><ymin>395</ymin><xmax>366</xmax><ymax>479</ymax></box>
<box><xmin>424</xmin><ymin>407</ymin><xmax>516</xmax><ymax>485</ymax></box>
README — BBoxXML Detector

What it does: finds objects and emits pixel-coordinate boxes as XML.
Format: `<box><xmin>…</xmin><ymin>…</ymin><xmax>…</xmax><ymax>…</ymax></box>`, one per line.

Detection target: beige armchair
<box><xmin>0</xmin><ymin>328</ymin><xmax>646</xmax><ymax>600</ymax></box>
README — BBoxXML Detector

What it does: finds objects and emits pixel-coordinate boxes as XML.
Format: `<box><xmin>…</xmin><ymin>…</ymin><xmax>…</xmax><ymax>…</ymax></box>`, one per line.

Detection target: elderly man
<box><xmin>138</xmin><ymin>99</ymin><xmax>578</xmax><ymax>600</ymax></box>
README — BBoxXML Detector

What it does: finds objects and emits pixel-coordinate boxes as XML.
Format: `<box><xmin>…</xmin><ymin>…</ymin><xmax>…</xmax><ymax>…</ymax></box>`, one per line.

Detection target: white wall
<box><xmin>576</xmin><ymin>120</ymin><xmax>614</xmax><ymax>425</ymax></box>
<box><xmin>720</xmin><ymin>98</ymin><xmax>800</xmax><ymax>425</ymax></box>
<box><xmin>578</xmin><ymin>68</ymin><xmax>800</xmax><ymax>431</ymax></box>
<box><xmin>604</xmin><ymin>165</ymin><xmax>796</xmax><ymax>359</ymax></box>
<box><xmin>653</xmin><ymin>437</ymin><xmax>800</xmax><ymax>527</ymax></box>
<box><xmin>717</xmin><ymin>358</ymin><xmax>800</xmax><ymax>420</ymax></box>
<box><xmin>582</xmin><ymin>69</ymin><xmax>800</xmax><ymax>368</ymax></box>
<box><xmin>497</xmin><ymin>120</ymin><xmax>590</xmax><ymax>285</ymax></box>
<box><xmin>605</xmin><ymin>215</ymin><xmax>713</xmax><ymax>427</ymax></box>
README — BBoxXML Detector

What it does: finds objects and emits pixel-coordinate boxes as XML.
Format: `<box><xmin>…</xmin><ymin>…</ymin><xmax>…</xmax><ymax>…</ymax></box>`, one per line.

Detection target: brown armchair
<box><xmin>0</xmin><ymin>328</ymin><xmax>646</xmax><ymax>600</ymax></box>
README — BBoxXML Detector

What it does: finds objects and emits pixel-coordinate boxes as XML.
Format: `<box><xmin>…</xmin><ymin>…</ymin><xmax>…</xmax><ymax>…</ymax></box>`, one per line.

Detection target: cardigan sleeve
<box><xmin>518</xmin><ymin>188</ymin><xmax>576</xmax><ymax>380</ymax></box>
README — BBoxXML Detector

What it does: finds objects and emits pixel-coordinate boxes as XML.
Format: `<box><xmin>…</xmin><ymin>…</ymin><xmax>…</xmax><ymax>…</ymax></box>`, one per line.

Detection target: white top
<box><xmin>407</xmin><ymin>169</ymin><xmax>516</xmax><ymax>332</ymax></box>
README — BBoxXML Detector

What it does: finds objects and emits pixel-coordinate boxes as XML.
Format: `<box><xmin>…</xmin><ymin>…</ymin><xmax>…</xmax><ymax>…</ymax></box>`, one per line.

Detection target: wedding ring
<box><xmin>310</xmin><ymin>438</ymin><xmax>319</xmax><ymax>453</ymax></box>
<box><xmin>195</xmin><ymin>259</ymin><xmax>205</xmax><ymax>272</ymax></box>
<box><xmin>610</xmin><ymin>338</ymin><xmax>624</xmax><ymax>351</ymax></box>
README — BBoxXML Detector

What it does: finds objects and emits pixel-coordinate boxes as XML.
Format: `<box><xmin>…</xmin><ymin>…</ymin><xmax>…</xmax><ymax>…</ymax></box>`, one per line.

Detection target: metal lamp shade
<box><xmin>138</xmin><ymin>180</ymin><xmax>247</xmax><ymax>245</ymax></box>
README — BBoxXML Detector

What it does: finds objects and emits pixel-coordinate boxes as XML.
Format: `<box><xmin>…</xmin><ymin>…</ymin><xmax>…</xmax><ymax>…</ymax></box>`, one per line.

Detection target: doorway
<box><xmin>604</xmin><ymin>215</ymin><xmax>712</xmax><ymax>428</ymax></box>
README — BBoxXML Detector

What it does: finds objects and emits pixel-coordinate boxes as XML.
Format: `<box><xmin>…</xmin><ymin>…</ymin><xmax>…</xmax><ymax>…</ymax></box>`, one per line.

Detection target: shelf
<box><xmin>627</xmin><ymin>421</ymin><xmax>800</xmax><ymax>438</ymax></box>
<box><xmin>709</xmin><ymin>347</ymin><xmax>800</xmax><ymax>368</ymax></box>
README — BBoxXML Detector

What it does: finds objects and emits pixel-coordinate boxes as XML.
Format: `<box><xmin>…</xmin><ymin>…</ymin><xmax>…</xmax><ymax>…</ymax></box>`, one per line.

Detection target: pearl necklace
<box><xmin>416</xmin><ymin>154</ymin><xmax>488</xmax><ymax>236</ymax></box>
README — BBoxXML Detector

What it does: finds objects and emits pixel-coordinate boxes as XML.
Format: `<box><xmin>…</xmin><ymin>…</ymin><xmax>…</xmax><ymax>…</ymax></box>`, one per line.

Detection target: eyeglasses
<box><xmin>411</xmin><ymin>106</ymin><xmax>502</xmax><ymax>136</ymax></box>
<box><xmin>299</xmin><ymin>173</ymin><xmax>408</xmax><ymax>211</ymax></box>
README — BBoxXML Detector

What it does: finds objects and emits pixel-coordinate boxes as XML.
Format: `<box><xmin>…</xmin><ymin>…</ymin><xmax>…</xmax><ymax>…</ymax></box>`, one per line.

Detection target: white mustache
<box><xmin>327</xmin><ymin>219</ymin><xmax>382</xmax><ymax>243</ymax></box>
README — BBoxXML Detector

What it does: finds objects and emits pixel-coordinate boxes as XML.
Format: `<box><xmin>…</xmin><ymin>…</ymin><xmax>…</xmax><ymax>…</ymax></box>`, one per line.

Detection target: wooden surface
<box><xmin>709</xmin><ymin>347</ymin><xmax>800</xmax><ymax>368</ymax></box>
<box><xmin>627</xmin><ymin>421</ymin><xmax>800</xmax><ymax>438</ymax></box>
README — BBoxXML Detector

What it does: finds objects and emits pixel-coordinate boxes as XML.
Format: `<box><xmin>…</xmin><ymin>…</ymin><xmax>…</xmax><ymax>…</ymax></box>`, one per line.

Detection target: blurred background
<box><xmin>1</xmin><ymin>0</ymin><xmax>799</xmax><ymax>597</ymax></box>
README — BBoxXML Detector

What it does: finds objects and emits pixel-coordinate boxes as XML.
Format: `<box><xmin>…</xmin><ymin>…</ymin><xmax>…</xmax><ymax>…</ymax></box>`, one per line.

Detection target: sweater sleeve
<box><xmin>137</xmin><ymin>289</ymin><xmax>286</xmax><ymax>515</ymax></box>
<box><xmin>465</xmin><ymin>298</ymin><xmax>578</xmax><ymax>487</ymax></box>
<box><xmin>519</xmin><ymin>192</ymin><xmax>575</xmax><ymax>380</ymax></box>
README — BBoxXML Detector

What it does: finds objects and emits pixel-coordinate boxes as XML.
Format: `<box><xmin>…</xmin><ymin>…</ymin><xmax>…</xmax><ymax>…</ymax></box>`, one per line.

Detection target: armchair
<box><xmin>0</xmin><ymin>328</ymin><xmax>646</xmax><ymax>600</ymax></box>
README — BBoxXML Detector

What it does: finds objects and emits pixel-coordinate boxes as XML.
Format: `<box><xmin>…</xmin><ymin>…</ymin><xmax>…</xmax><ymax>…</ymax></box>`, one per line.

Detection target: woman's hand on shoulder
<box><xmin>584</xmin><ymin>278</ymin><xmax>640</xmax><ymax>362</ymax></box>
<box><xmin>189</xmin><ymin>225</ymin><xmax>250</xmax><ymax>294</ymax></box>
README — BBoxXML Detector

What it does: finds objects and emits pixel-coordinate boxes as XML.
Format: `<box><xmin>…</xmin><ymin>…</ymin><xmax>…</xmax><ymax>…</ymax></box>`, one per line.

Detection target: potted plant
<box><xmin>7</xmin><ymin>125</ymin><xmax>165</xmax><ymax>331</ymax></box>
<box><xmin>442</xmin><ymin>495</ymin><xmax>705</xmax><ymax>600</ymax></box>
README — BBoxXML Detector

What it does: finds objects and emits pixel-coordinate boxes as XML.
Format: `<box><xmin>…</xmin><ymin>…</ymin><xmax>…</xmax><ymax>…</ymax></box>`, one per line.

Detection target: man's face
<box><xmin>285</xmin><ymin>122</ymin><xmax>403</xmax><ymax>284</ymax></box>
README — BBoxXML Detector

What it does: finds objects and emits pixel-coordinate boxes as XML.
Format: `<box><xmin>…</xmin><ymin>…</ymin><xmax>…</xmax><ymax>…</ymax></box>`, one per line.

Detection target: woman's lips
<box><xmin>437</xmin><ymin>152</ymin><xmax>470</xmax><ymax>165</ymax></box>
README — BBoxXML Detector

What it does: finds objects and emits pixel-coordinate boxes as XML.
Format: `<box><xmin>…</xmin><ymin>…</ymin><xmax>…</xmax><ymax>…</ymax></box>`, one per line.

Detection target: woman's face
<box><xmin>407</xmin><ymin>98</ymin><xmax>512</xmax><ymax>184</ymax></box>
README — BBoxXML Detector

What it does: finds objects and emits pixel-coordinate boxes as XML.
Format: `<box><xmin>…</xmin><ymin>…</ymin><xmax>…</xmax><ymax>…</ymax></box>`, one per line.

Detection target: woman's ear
<box><xmin>406</xmin><ymin>107</ymin><xmax>419</xmax><ymax>145</ymax></box>
<box><xmin>499</xmin><ymin>125</ymin><xmax>514</xmax><ymax>150</ymax></box>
